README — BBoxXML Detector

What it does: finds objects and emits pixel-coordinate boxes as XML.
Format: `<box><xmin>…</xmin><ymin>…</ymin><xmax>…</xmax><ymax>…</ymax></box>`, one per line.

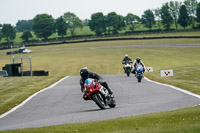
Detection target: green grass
<box><xmin>0</xmin><ymin>38</ymin><xmax>200</xmax><ymax>132</ymax></box>
<box><xmin>1</xmin><ymin>106</ymin><xmax>200</xmax><ymax>133</ymax></box>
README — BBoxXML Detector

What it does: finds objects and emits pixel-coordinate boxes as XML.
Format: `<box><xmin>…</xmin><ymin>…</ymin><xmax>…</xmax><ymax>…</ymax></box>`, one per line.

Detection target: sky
<box><xmin>0</xmin><ymin>0</ymin><xmax>186</xmax><ymax>26</ymax></box>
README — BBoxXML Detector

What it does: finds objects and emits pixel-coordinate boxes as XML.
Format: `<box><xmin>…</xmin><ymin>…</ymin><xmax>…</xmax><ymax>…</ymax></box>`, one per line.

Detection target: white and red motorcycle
<box><xmin>83</xmin><ymin>78</ymin><xmax>116</xmax><ymax>109</ymax></box>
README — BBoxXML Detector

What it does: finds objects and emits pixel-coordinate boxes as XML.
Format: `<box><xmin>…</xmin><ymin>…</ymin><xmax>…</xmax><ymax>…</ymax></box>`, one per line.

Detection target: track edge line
<box><xmin>144</xmin><ymin>77</ymin><xmax>200</xmax><ymax>99</ymax></box>
<box><xmin>0</xmin><ymin>76</ymin><xmax>70</xmax><ymax>119</ymax></box>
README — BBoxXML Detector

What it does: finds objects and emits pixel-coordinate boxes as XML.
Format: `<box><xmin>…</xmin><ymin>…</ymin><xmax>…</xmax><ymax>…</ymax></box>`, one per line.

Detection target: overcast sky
<box><xmin>1</xmin><ymin>0</ymin><xmax>186</xmax><ymax>26</ymax></box>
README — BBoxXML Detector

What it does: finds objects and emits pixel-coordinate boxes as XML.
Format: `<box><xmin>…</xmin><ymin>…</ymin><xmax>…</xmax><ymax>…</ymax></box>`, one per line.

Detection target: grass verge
<box><xmin>0</xmin><ymin>106</ymin><xmax>200</xmax><ymax>133</ymax></box>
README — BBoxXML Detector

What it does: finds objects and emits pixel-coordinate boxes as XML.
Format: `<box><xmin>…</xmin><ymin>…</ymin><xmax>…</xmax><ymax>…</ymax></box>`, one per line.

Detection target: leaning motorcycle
<box><xmin>135</xmin><ymin>65</ymin><xmax>144</xmax><ymax>82</ymax></box>
<box><xmin>83</xmin><ymin>78</ymin><xmax>116</xmax><ymax>109</ymax></box>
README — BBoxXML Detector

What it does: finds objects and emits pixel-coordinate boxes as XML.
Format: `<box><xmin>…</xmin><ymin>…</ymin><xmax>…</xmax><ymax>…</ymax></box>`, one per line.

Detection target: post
<box><xmin>30</xmin><ymin>56</ymin><xmax>32</xmax><ymax>76</ymax></box>
<box><xmin>21</xmin><ymin>56</ymin><xmax>23</xmax><ymax>76</ymax></box>
<box><xmin>12</xmin><ymin>56</ymin><xmax>15</xmax><ymax>64</ymax></box>
<box><xmin>10</xmin><ymin>45</ymin><xmax>12</xmax><ymax>63</ymax></box>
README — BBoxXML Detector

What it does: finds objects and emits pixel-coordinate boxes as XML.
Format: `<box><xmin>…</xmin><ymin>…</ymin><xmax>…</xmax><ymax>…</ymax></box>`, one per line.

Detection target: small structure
<box><xmin>12</xmin><ymin>56</ymin><xmax>32</xmax><ymax>76</ymax></box>
<box><xmin>2</xmin><ymin>56</ymin><xmax>48</xmax><ymax>77</ymax></box>
<box><xmin>3</xmin><ymin>63</ymin><xmax>22</xmax><ymax>76</ymax></box>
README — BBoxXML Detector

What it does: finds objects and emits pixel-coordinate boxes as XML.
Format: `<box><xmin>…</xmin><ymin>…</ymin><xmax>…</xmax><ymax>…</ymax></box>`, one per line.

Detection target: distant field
<box><xmin>1</xmin><ymin>25</ymin><xmax>199</xmax><ymax>46</ymax></box>
<box><xmin>0</xmin><ymin>38</ymin><xmax>200</xmax><ymax>132</ymax></box>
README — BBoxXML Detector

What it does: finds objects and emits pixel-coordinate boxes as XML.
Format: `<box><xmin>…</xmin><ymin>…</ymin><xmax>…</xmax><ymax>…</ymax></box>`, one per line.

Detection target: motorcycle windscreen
<box><xmin>136</xmin><ymin>65</ymin><xmax>143</xmax><ymax>72</ymax></box>
<box><xmin>84</xmin><ymin>78</ymin><xmax>95</xmax><ymax>90</ymax></box>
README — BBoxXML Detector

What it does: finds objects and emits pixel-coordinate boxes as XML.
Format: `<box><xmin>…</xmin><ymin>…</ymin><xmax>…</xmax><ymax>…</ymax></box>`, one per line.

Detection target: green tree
<box><xmin>16</xmin><ymin>20</ymin><xmax>32</xmax><ymax>32</ymax></box>
<box><xmin>56</xmin><ymin>16</ymin><xmax>68</xmax><ymax>38</ymax></box>
<box><xmin>32</xmin><ymin>14</ymin><xmax>56</xmax><ymax>40</ymax></box>
<box><xmin>21</xmin><ymin>31</ymin><xmax>33</xmax><ymax>42</ymax></box>
<box><xmin>63</xmin><ymin>12</ymin><xmax>83</xmax><ymax>36</ymax></box>
<box><xmin>178</xmin><ymin>5</ymin><xmax>190</xmax><ymax>29</ymax></box>
<box><xmin>125</xmin><ymin>13</ymin><xmax>140</xmax><ymax>32</ymax></box>
<box><xmin>169</xmin><ymin>1</ymin><xmax>181</xmax><ymax>30</ymax></box>
<box><xmin>184</xmin><ymin>0</ymin><xmax>198</xmax><ymax>28</ymax></box>
<box><xmin>154</xmin><ymin>8</ymin><xmax>162</xmax><ymax>30</ymax></box>
<box><xmin>196</xmin><ymin>3</ymin><xmax>200</xmax><ymax>26</ymax></box>
<box><xmin>161</xmin><ymin>3</ymin><xmax>173</xmax><ymax>30</ymax></box>
<box><xmin>89</xmin><ymin>12</ymin><xmax>106</xmax><ymax>35</ymax></box>
<box><xmin>1</xmin><ymin>24</ymin><xmax>16</xmax><ymax>46</ymax></box>
<box><xmin>141</xmin><ymin>9</ymin><xmax>155</xmax><ymax>30</ymax></box>
<box><xmin>106</xmin><ymin>12</ymin><xmax>125</xmax><ymax>34</ymax></box>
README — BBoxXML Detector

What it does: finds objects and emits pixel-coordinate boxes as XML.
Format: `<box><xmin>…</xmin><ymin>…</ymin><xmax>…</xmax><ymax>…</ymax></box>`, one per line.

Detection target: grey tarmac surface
<box><xmin>0</xmin><ymin>74</ymin><xmax>200</xmax><ymax>131</ymax></box>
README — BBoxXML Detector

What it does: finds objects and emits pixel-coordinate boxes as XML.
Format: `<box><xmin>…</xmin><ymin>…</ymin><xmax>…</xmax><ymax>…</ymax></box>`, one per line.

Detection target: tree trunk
<box><xmin>175</xmin><ymin>19</ymin><xmax>178</xmax><ymax>30</ymax></box>
<box><xmin>158</xmin><ymin>21</ymin><xmax>161</xmax><ymax>30</ymax></box>
<box><xmin>70</xmin><ymin>28</ymin><xmax>75</xmax><ymax>36</ymax></box>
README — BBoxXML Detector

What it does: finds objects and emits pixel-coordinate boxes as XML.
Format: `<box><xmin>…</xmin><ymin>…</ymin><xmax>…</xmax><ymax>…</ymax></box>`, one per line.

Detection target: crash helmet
<box><xmin>125</xmin><ymin>54</ymin><xmax>128</xmax><ymax>58</ymax></box>
<box><xmin>136</xmin><ymin>57</ymin><xmax>141</xmax><ymax>63</ymax></box>
<box><xmin>80</xmin><ymin>67</ymin><xmax>89</xmax><ymax>79</ymax></box>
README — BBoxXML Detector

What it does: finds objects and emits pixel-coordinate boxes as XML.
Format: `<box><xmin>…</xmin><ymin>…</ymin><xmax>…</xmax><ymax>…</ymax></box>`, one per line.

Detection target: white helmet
<box><xmin>125</xmin><ymin>54</ymin><xmax>128</xmax><ymax>57</ymax></box>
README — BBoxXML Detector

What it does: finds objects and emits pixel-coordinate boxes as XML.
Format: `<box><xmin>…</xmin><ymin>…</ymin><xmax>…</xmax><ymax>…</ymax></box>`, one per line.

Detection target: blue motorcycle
<box><xmin>135</xmin><ymin>65</ymin><xmax>144</xmax><ymax>82</ymax></box>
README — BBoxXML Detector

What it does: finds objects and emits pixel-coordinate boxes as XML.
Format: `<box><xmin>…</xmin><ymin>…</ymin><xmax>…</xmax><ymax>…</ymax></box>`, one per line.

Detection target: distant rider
<box><xmin>121</xmin><ymin>54</ymin><xmax>133</xmax><ymax>72</ymax></box>
<box><xmin>80</xmin><ymin>67</ymin><xmax>113</xmax><ymax>100</ymax></box>
<box><xmin>132</xmin><ymin>57</ymin><xmax>145</xmax><ymax>74</ymax></box>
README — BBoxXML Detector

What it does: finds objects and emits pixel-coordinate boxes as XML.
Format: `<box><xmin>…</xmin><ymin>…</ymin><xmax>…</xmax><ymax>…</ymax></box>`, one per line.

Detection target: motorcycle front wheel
<box><xmin>138</xmin><ymin>78</ymin><xmax>142</xmax><ymax>82</ymax></box>
<box><xmin>126</xmin><ymin>69</ymin><xmax>130</xmax><ymax>77</ymax></box>
<box><xmin>137</xmin><ymin>74</ymin><xmax>142</xmax><ymax>82</ymax></box>
<box><xmin>92</xmin><ymin>92</ymin><xmax>106</xmax><ymax>109</ymax></box>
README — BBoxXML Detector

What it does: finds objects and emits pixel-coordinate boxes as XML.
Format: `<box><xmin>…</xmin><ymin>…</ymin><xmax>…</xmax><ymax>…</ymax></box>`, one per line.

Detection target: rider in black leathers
<box><xmin>80</xmin><ymin>67</ymin><xmax>113</xmax><ymax>100</ymax></box>
<box><xmin>121</xmin><ymin>54</ymin><xmax>133</xmax><ymax>72</ymax></box>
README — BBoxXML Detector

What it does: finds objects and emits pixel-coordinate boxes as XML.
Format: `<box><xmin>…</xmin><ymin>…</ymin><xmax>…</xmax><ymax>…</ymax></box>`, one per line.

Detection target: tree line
<box><xmin>0</xmin><ymin>0</ymin><xmax>200</xmax><ymax>46</ymax></box>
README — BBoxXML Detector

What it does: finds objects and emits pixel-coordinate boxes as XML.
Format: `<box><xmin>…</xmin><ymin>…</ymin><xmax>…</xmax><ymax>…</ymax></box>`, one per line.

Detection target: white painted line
<box><xmin>144</xmin><ymin>77</ymin><xmax>200</xmax><ymax>99</ymax></box>
<box><xmin>0</xmin><ymin>76</ymin><xmax>70</xmax><ymax>119</ymax></box>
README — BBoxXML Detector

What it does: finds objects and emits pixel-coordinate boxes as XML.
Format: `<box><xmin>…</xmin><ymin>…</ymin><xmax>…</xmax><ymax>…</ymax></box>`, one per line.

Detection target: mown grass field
<box><xmin>0</xmin><ymin>38</ymin><xmax>200</xmax><ymax>132</ymax></box>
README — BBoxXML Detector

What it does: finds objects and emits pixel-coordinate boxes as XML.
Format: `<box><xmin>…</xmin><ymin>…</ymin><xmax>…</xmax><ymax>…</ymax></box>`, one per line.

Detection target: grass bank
<box><xmin>0</xmin><ymin>38</ymin><xmax>200</xmax><ymax>132</ymax></box>
<box><xmin>1</xmin><ymin>106</ymin><xmax>200</xmax><ymax>133</ymax></box>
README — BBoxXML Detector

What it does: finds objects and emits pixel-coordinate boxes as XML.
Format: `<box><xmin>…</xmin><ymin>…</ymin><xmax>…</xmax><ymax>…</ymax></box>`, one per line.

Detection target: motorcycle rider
<box><xmin>121</xmin><ymin>54</ymin><xmax>133</xmax><ymax>72</ymax></box>
<box><xmin>132</xmin><ymin>57</ymin><xmax>145</xmax><ymax>74</ymax></box>
<box><xmin>80</xmin><ymin>67</ymin><xmax>113</xmax><ymax>100</ymax></box>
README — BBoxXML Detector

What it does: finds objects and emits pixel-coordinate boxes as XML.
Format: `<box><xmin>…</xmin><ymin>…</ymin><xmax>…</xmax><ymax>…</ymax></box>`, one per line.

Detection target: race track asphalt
<box><xmin>0</xmin><ymin>74</ymin><xmax>200</xmax><ymax>131</ymax></box>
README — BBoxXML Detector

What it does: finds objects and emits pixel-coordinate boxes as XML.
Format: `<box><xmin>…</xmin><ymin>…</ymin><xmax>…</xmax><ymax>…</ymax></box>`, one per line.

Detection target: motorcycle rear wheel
<box><xmin>108</xmin><ymin>99</ymin><xmax>116</xmax><ymax>108</ymax></box>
